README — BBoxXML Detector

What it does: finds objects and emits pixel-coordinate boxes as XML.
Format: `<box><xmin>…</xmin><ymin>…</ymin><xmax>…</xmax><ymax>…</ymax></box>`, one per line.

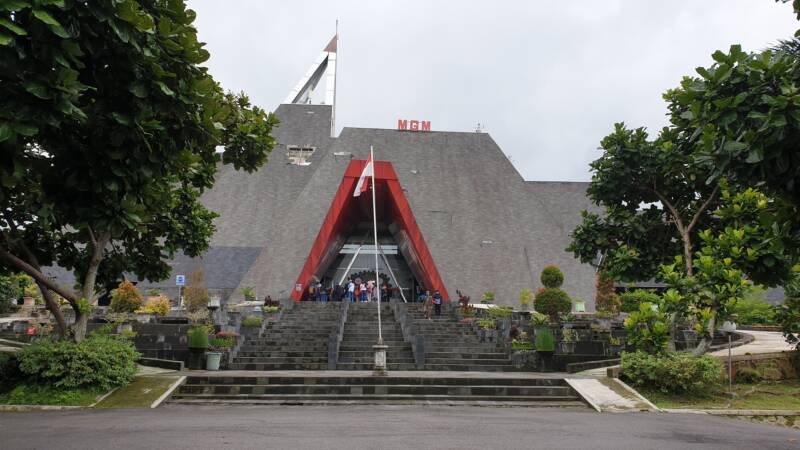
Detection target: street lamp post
<box><xmin>722</xmin><ymin>320</ymin><xmax>737</xmax><ymax>399</ymax></box>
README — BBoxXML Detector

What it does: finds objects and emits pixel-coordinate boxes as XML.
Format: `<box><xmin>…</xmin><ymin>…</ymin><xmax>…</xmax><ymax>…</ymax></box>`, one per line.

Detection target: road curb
<box><xmin>663</xmin><ymin>408</ymin><xmax>800</xmax><ymax>416</ymax></box>
<box><xmin>0</xmin><ymin>404</ymin><xmax>86</xmax><ymax>412</ymax></box>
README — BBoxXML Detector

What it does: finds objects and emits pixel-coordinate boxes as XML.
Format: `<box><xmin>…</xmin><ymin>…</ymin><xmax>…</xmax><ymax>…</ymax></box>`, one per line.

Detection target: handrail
<box><xmin>328</xmin><ymin>302</ymin><xmax>348</xmax><ymax>369</ymax></box>
<box><xmin>391</xmin><ymin>302</ymin><xmax>425</xmax><ymax>369</ymax></box>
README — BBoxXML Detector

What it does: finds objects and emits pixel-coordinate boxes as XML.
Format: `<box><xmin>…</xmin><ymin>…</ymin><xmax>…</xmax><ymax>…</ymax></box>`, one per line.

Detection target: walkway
<box><xmin>711</xmin><ymin>330</ymin><xmax>794</xmax><ymax>356</ymax></box>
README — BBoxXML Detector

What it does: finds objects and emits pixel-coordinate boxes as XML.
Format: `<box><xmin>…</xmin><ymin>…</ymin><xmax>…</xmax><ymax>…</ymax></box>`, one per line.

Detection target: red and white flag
<box><xmin>353</xmin><ymin>152</ymin><xmax>373</xmax><ymax>197</ymax></box>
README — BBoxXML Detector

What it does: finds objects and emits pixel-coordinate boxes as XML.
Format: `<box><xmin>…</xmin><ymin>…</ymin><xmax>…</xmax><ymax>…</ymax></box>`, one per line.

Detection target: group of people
<box><xmin>306</xmin><ymin>277</ymin><xmax>395</xmax><ymax>303</ymax></box>
<box><xmin>417</xmin><ymin>289</ymin><xmax>443</xmax><ymax>319</ymax></box>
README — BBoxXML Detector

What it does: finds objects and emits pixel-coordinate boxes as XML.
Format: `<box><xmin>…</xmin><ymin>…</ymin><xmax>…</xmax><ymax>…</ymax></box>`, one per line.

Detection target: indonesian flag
<box><xmin>353</xmin><ymin>152</ymin><xmax>373</xmax><ymax>197</ymax></box>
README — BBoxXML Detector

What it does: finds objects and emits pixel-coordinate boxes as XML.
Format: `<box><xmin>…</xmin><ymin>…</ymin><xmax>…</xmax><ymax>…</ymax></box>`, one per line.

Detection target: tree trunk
<box><xmin>39</xmin><ymin>284</ymin><xmax>68</xmax><ymax>339</ymax></box>
<box><xmin>667</xmin><ymin>312</ymin><xmax>679</xmax><ymax>352</ymax></box>
<box><xmin>681</xmin><ymin>230</ymin><xmax>693</xmax><ymax>277</ymax></box>
<box><xmin>692</xmin><ymin>311</ymin><xmax>717</xmax><ymax>356</ymax></box>
<box><xmin>71</xmin><ymin>310</ymin><xmax>89</xmax><ymax>343</ymax></box>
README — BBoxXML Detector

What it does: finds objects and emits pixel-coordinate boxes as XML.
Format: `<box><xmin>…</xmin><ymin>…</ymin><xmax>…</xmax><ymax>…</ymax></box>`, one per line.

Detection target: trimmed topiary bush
<box><xmin>540</xmin><ymin>265</ymin><xmax>564</xmax><ymax>288</ymax></box>
<box><xmin>17</xmin><ymin>332</ymin><xmax>139</xmax><ymax>390</ymax></box>
<box><xmin>619</xmin><ymin>289</ymin><xmax>660</xmax><ymax>313</ymax></box>
<box><xmin>621</xmin><ymin>351</ymin><xmax>722</xmax><ymax>394</ymax></box>
<box><xmin>534</xmin><ymin>288</ymin><xmax>571</xmax><ymax>319</ymax></box>
<box><xmin>109</xmin><ymin>279</ymin><xmax>144</xmax><ymax>313</ymax></box>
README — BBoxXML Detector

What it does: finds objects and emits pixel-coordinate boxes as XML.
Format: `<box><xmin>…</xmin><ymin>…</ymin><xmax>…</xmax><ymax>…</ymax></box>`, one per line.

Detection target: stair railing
<box><xmin>391</xmin><ymin>302</ymin><xmax>425</xmax><ymax>369</ymax></box>
<box><xmin>328</xmin><ymin>302</ymin><xmax>348</xmax><ymax>369</ymax></box>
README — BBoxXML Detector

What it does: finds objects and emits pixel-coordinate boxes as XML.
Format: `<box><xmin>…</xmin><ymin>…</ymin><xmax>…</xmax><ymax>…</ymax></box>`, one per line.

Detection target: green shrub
<box><xmin>621</xmin><ymin>351</ymin><xmax>723</xmax><ymax>394</ymax></box>
<box><xmin>476</xmin><ymin>319</ymin><xmax>496</xmax><ymax>329</ymax></box>
<box><xmin>4</xmin><ymin>383</ymin><xmax>103</xmax><ymax>406</ymax></box>
<box><xmin>241</xmin><ymin>316</ymin><xmax>263</xmax><ymax>328</ymax></box>
<box><xmin>0</xmin><ymin>353</ymin><xmax>22</xmax><ymax>386</ymax></box>
<box><xmin>17</xmin><ymin>333</ymin><xmax>139</xmax><ymax>390</ymax></box>
<box><xmin>531</xmin><ymin>311</ymin><xmax>550</xmax><ymax>326</ymax></box>
<box><xmin>619</xmin><ymin>289</ymin><xmax>660</xmax><ymax>313</ymax></box>
<box><xmin>210</xmin><ymin>337</ymin><xmax>235</xmax><ymax>349</ymax></box>
<box><xmin>486</xmin><ymin>306</ymin><xmax>513</xmax><ymax>319</ymax></box>
<box><xmin>734</xmin><ymin>367</ymin><xmax>763</xmax><ymax>384</ymax></box>
<box><xmin>481</xmin><ymin>292</ymin><xmax>495</xmax><ymax>304</ymax></box>
<box><xmin>519</xmin><ymin>288</ymin><xmax>533</xmax><ymax>307</ymax></box>
<box><xmin>534</xmin><ymin>288</ymin><xmax>571</xmax><ymax>318</ymax></box>
<box><xmin>729</xmin><ymin>297</ymin><xmax>777</xmax><ymax>325</ymax></box>
<box><xmin>109</xmin><ymin>279</ymin><xmax>144</xmax><ymax>313</ymax></box>
<box><xmin>0</xmin><ymin>274</ymin><xmax>24</xmax><ymax>314</ymax></box>
<box><xmin>262</xmin><ymin>305</ymin><xmax>280</xmax><ymax>314</ymax></box>
<box><xmin>623</xmin><ymin>302</ymin><xmax>670</xmax><ymax>354</ymax></box>
<box><xmin>534</xmin><ymin>327</ymin><xmax>555</xmax><ymax>352</ymax></box>
<box><xmin>187</xmin><ymin>326</ymin><xmax>210</xmax><ymax>349</ymax></box>
<box><xmin>540</xmin><ymin>265</ymin><xmax>564</xmax><ymax>288</ymax></box>
<box><xmin>136</xmin><ymin>295</ymin><xmax>171</xmax><ymax>316</ymax></box>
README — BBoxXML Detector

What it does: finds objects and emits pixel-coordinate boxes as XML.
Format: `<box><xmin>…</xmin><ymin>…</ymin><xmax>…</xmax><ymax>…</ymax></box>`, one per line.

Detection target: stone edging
<box><xmin>151</xmin><ymin>375</ymin><xmax>186</xmax><ymax>408</ymax></box>
<box><xmin>0</xmin><ymin>404</ymin><xmax>86</xmax><ymax>412</ymax></box>
<box><xmin>663</xmin><ymin>408</ymin><xmax>800</xmax><ymax>416</ymax></box>
<box><xmin>612</xmin><ymin>378</ymin><xmax>662</xmax><ymax>412</ymax></box>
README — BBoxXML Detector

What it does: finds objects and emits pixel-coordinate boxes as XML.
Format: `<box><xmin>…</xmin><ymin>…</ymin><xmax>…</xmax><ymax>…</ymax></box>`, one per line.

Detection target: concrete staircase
<box><xmin>336</xmin><ymin>303</ymin><xmax>415</xmax><ymax>370</ymax></box>
<box><xmin>229</xmin><ymin>302</ymin><xmax>342</xmax><ymax>370</ymax></box>
<box><xmin>168</xmin><ymin>373</ymin><xmax>587</xmax><ymax>407</ymax></box>
<box><xmin>406</xmin><ymin>304</ymin><xmax>514</xmax><ymax>372</ymax></box>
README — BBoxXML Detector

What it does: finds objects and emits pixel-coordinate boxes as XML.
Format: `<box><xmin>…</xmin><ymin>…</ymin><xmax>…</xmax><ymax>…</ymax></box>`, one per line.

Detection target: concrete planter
<box><xmin>133</xmin><ymin>313</ymin><xmax>154</xmax><ymax>324</ymax></box>
<box><xmin>206</xmin><ymin>352</ymin><xmax>222</xmax><ymax>371</ymax></box>
<box><xmin>22</xmin><ymin>297</ymin><xmax>35</xmax><ymax>307</ymax></box>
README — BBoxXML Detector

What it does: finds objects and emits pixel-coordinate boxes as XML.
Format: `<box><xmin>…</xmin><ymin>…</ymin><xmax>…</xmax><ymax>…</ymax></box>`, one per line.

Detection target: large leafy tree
<box><xmin>568</xmin><ymin>124</ymin><xmax>720</xmax><ymax>281</ymax></box>
<box><xmin>0</xmin><ymin>1</ymin><xmax>278</xmax><ymax>341</ymax></box>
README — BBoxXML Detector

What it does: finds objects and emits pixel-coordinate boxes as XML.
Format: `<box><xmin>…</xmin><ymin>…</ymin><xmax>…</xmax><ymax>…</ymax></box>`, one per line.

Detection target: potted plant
<box><xmin>240</xmin><ymin>286</ymin><xmax>256</xmax><ymax>302</ymax></box>
<box><xmin>560</xmin><ymin>328</ymin><xmax>577</xmax><ymax>354</ymax></box>
<box><xmin>481</xmin><ymin>291</ymin><xmax>495</xmax><ymax>305</ymax></box>
<box><xmin>207</xmin><ymin>332</ymin><xmax>237</xmax><ymax>371</ymax></box>
<box><xmin>531</xmin><ymin>312</ymin><xmax>554</xmax><ymax>349</ymax></box>
<box><xmin>607</xmin><ymin>335</ymin><xmax>623</xmax><ymax>355</ymax></box>
<box><xmin>187</xmin><ymin>325</ymin><xmax>210</xmax><ymax>355</ymax></box>
<box><xmin>22</xmin><ymin>280</ymin><xmax>41</xmax><ymax>307</ymax></box>
<box><xmin>592</xmin><ymin>310</ymin><xmax>614</xmax><ymax>331</ymax></box>
<box><xmin>511</xmin><ymin>331</ymin><xmax>533</xmax><ymax>350</ymax></box>
<box><xmin>518</xmin><ymin>288</ymin><xmax>533</xmax><ymax>311</ymax></box>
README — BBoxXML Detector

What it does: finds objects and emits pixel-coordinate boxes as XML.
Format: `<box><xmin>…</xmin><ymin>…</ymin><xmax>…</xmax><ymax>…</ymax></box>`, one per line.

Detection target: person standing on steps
<box><xmin>346</xmin><ymin>278</ymin><xmax>354</xmax><ymax>302</ymax></box>
<box><xmin>433</xmin><ymin>290</ymin><xmax>443</xmax><ymax>317</ymax></box>
<box><xmin>423</xmin><ymin>290</ymin><xmax>433</xmax><ymax>320</ymax></box>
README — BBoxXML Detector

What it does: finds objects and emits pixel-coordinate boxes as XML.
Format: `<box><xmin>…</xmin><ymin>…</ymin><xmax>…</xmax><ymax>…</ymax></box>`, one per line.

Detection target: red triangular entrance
<box><xmin>290</xmin><ymin>159</ymin><xmax>448</xmax><ymax>301</ymax></box>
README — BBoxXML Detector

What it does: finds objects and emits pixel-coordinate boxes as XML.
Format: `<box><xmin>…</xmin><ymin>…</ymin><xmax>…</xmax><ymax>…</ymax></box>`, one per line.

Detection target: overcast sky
<box><xmin>190</xmin><ymin>1</ymin><xmax>798</xmax><ymax>181</ymax></box>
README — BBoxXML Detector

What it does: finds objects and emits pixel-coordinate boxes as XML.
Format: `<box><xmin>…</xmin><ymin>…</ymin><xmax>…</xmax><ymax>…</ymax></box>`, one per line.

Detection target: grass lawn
<box><xmin>639</xmin><ymin>380</ymin><xmax>800</xmax><ymax>410</ymax></box>
<box><xmin>0</xmin><ymin>383</ymin><xmax>105</xmax><ymax>406</ymax></box>
<box><xmin>94</xmin><ymin>376</ymin><xmax>180</xmax><ymax>408</ymax></box>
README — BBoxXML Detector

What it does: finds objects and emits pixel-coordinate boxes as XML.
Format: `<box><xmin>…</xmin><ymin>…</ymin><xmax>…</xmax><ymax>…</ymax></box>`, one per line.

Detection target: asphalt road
<box><xmin>1</xmin><ymin>405</ymin><xmax>798</xmax><ymax>450</ymax></box>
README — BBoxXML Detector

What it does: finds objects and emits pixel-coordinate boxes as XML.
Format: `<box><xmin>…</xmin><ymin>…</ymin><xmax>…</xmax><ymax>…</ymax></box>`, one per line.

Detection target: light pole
<box><xmin>722</xmin><ymin>319</ymin><xmax>737</xmax><ymax>399</ymax></box>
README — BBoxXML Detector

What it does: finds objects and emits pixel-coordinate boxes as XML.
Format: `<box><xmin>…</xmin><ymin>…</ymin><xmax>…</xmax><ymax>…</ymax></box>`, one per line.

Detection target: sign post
<box><xmin>176</xmin><ymin>274</ymin><xmax>186</xmax><ymax>308</ymax></box>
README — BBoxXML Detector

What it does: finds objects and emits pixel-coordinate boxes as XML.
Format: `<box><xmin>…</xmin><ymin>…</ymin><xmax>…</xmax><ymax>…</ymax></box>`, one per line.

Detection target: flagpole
<box><xmin>370</xmin><ymin>145</ymin><xmax>383</xmax><ymax>346</ymax></box>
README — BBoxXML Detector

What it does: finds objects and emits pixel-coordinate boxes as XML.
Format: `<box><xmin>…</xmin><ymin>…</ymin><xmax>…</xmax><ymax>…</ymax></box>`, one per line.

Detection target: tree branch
<box><xmin>652</xmin><ymin>188</ymin><xmax>686</xmax><ymax>234</ymax></box>
<box><xmin>0</xmin><ymin>247</ymin><xmax>79</xmax><ymax>303</ymax></box>
<box><xmin>687</xmin><ymin>185</ymin><xmax>720</xmax><ymax>233</ymax></box>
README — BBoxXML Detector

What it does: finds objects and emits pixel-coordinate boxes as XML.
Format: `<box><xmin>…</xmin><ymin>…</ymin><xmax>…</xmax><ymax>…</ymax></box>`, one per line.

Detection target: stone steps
<box><xmin>168</xmin><ymin>375</ymin><xmax>586</xmax><ymax>406</ymax></box>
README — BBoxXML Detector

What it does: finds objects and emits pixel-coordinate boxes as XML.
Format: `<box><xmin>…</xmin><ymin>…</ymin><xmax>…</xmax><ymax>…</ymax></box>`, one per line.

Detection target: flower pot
<box><xmin>559</xmin><ymin>342</ymin><xmax>576</xmax><ymax>354</ymax></box>
<box><xmin>189</xmin><ymin>346</ymin><xmax>206</xmax><ymax>355</ymax></box>
<box><xmin>206</xmin><ymin>352</ymin><xmax>222</xmax><ymax>371</ymax></box>
<box><xmin>22</xmin><ymin>296</ymin><xmax>35</xmax><ymax>307</ymax></box>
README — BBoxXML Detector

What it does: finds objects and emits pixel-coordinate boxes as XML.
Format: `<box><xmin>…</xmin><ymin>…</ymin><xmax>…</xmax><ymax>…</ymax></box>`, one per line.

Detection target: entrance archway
<box><xmin>290</xmin><ymin>159</ymin><xmax>448</xmax><ymax>301</ymax></box>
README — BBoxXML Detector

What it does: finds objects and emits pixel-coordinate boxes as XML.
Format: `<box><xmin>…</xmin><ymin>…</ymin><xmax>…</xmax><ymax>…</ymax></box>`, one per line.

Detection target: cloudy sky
<box><xmin>190</xmin><ymin>1</ymin><xmax>798</xmax><ymax>181</ymax></box>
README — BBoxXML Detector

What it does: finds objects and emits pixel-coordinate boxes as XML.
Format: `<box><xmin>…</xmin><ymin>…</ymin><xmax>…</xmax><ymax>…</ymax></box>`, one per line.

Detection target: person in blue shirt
<box><xmin>433</xmin><ymin>290</ymin><xmax>443</xmax><ymax>317</ymax></box>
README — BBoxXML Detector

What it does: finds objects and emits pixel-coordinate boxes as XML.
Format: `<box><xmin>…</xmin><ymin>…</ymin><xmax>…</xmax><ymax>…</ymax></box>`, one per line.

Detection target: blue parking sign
<box><xmin>176</xmin><ymin>275</ymin><xmax>186</xmax><ymax>286</ymax></box>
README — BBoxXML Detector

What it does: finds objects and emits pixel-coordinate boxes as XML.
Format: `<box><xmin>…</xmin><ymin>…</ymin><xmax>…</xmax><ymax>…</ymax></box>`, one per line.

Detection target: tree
<box><xmin>568</xmin><ymin>124</ymin><xmax>719</xmax><ymax>282</ymax></box>
<box><xmin>665</xmin><ymin>42</ymin><xmax>800</xmax><ymax>210</ymax></box>
<box><xmin>0</xmin><ymin>1</ymin><xmax>278</xmax><ymax>341</ymax></box>
<box><xmin>659</xmin><ymin>185</ymin><xmax>796</xmax><ymax>354</ymax></box>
